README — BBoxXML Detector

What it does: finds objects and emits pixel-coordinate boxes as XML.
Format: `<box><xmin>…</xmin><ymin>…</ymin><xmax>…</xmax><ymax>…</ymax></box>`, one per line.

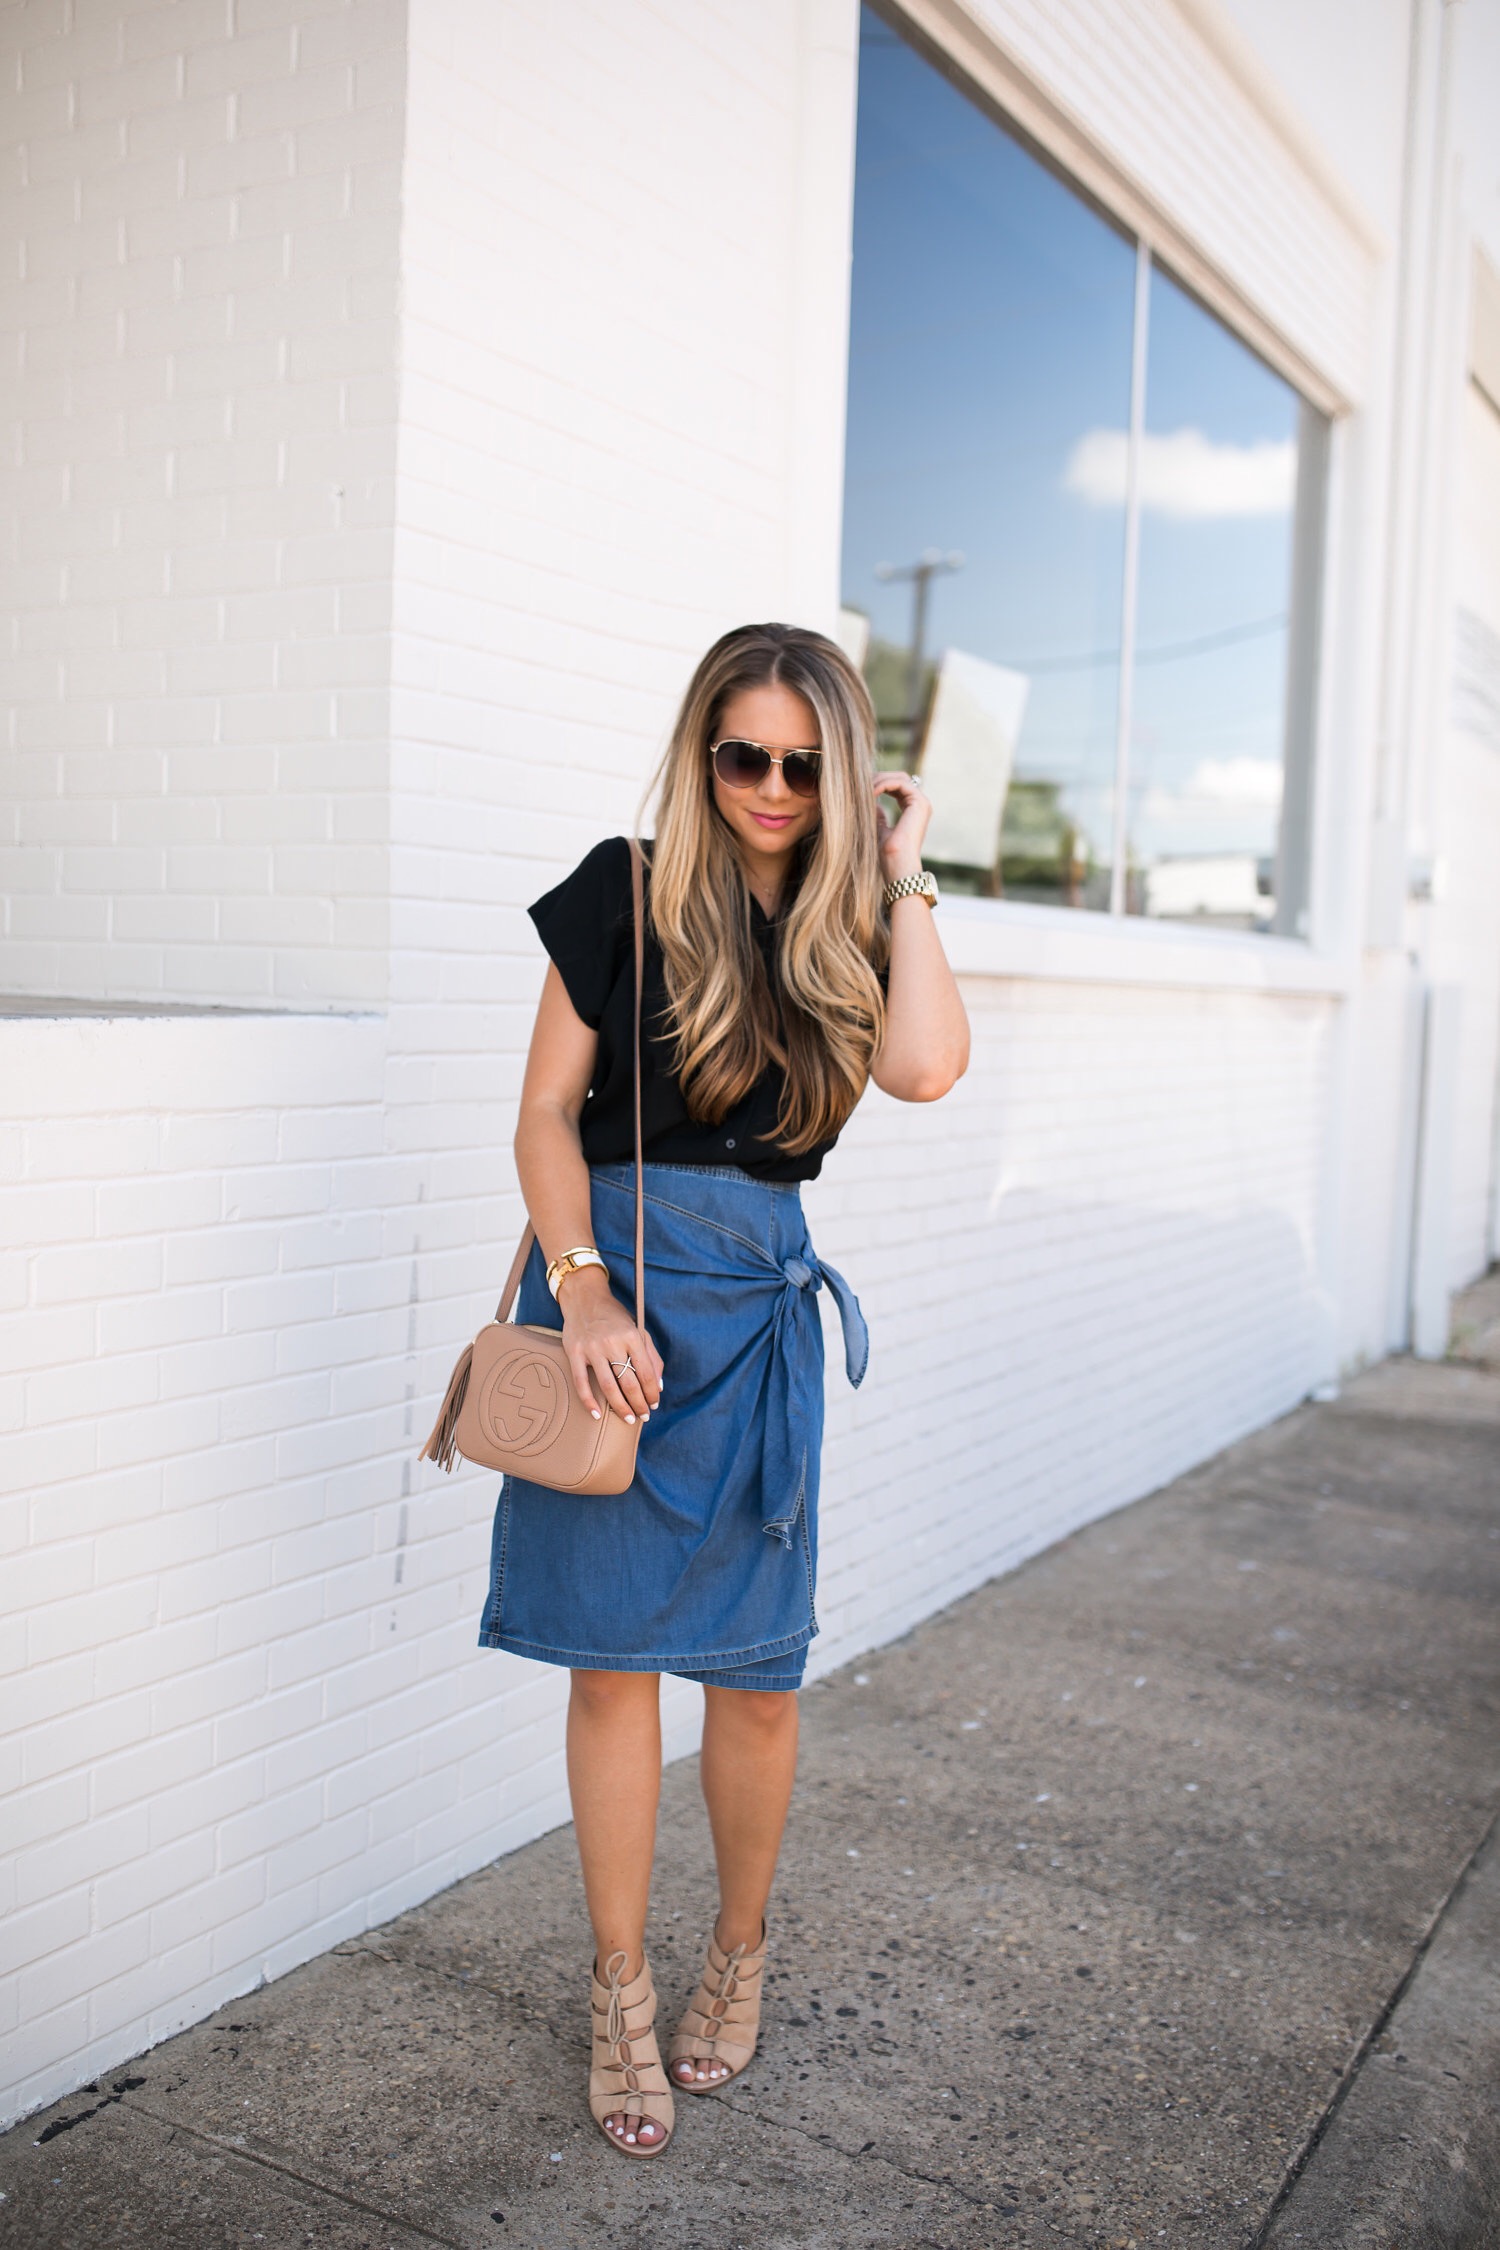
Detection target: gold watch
<box><xmin>884</xmin><ymin>870</ymin><xmax>939</xmax><ymax>910</ymax></box>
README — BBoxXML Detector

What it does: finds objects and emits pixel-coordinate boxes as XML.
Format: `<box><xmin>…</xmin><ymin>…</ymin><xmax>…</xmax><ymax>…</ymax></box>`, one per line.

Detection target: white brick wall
<box><xmin>4</xmin><ymin>1014</ymin><xmax>397</xmax><ymax>2116</ymax></box>
<box><xmin>4</xmin><ymin>0</ymin><xmax>1497</xmax><ymax>2140</ymax></box>
<box><xmin>808</xmin><ymin>977</ymin><xmax>1334</xmax><ymax>1674</ymax></box>
<box><xmin>0</xmin><ymin>0</ymin><xmax>403</xmax><ymax>1007</ymax></box>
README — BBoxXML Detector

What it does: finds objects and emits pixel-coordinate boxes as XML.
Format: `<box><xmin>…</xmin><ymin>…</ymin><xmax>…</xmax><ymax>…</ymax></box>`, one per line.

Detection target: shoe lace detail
<box><xmin>670</xmin><ymin>1929</ymin><xmax>766</xmax><ymax>2083</ymax></box>
<box><xmin>590</xmin><ymin>1950</ymin><xmax>672</xmax><ymax>2148</ymax></box>
<box><xmin>706</xmin><ymin>1942</ymin><xmax>746</xmax><ymax>2023</ymax></box>
<box><xmin>602</xmin><ymin>1950</ymin><xmax>641</xmax><ymax>2089</ymax></box>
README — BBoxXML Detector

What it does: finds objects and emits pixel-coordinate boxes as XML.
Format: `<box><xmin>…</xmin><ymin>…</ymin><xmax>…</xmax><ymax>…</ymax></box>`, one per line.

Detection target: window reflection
<box><xmin>840</xmin><ymin>4</ymin><xmax>1135</xmax><ymax>907</ymax></box>
<box><xmin>1127</xmin><ymin>268</ymin><xmax>1307</xmax><ymax>930</ymax></box>
<box><xmin>840</xmin><ymin>4</ymin><xmax>1329</xmax><ymax>934</ymax></box>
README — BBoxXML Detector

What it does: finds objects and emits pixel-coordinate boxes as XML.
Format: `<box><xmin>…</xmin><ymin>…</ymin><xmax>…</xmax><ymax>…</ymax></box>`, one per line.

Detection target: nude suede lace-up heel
<box><xmin>589</xmin><ymin>1951</ymin><xmax>675</xmax><ymax>2156</ymax></box>
<box><xmin>669</xmin><ymin>1924</ymin><xmax>767</xmax><ymax>2090</ymax></box>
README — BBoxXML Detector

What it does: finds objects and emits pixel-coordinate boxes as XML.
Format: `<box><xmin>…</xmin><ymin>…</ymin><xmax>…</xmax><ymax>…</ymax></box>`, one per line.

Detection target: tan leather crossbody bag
<box><xmin>419</xmin><ymin>841</ymin><xmax>646</xmax><ymax>1496</ymax></box>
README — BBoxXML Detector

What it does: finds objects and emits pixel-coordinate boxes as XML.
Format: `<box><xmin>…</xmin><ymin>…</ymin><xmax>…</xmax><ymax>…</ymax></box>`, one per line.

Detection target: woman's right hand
<box><xmin>557</xmin><ymin>1266</ymin><xmax>663</xmax><ymax>1424</ymax></box>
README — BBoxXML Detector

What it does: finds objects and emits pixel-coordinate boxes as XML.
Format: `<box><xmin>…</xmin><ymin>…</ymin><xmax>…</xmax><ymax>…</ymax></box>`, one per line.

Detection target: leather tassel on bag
<box><xmin>421</xmin><ymin>1342</ymin><xmax>473</xmax><ymax>1473</ymax></box>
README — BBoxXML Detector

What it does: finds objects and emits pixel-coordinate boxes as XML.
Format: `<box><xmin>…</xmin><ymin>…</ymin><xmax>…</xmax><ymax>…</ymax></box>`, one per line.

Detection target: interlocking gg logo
<box><xmin>478</xmin><ymin>1346</ymin><xmax>569</xmax><ymax>1455</ymax></box>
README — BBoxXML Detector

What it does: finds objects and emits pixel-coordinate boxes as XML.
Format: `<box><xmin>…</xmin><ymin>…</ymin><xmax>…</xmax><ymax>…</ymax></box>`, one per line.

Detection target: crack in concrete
<box><xmin>703</xmin><ymin>2088</ymin><xmax>1006</xmax><ymax>2216</ymax></box>
<box><xmin>1245</xmin><ymin>1802</ymin><xmax>1500</xmax><ymax>2250</ymax></box>
<box><xmin>30</xmin><ymin>2075</ymin><xmax>147</xmax><ymax>2144</ymax></box>
<box><xmin>129</xmin><ymin>2098</ymin><xmax>468</xmax><ymax>2250</ymax></box>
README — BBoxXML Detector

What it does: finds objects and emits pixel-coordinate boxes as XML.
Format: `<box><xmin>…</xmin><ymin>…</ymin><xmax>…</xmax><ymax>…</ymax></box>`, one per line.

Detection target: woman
<box><xmin>480</xmin><ymin>621</ymin><xmax>969</xmax><ymax>2157</ymax></box>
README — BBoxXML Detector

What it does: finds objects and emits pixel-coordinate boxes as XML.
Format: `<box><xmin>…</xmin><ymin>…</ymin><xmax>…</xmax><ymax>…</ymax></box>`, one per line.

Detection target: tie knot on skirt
<box><xmin>477</xmin><ymin>1162</ymin><xmax>867</xmax><ymax>1691</ymax></box>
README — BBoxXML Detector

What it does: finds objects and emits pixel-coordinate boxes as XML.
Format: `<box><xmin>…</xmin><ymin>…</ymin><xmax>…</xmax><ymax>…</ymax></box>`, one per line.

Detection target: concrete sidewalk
<box><xmin>4</xmin><ymin>1319</ymin><xmax>1498</xmax><ymax>2249</ymax></box>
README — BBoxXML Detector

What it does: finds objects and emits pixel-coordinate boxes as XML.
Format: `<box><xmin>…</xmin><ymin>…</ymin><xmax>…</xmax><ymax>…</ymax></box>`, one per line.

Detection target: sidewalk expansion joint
<box><xmin>1245</xmin><ymin>1801</ymin><xmax>1500</xmax><ymax>2250</ymax></box>
<box><xmin>128</xmin><ymin>2098</ymin><xmax>466</xmax><ymax>2250</ymax></box>
<box><xmin>717</xmin><ymin>2091</ymin><xmax>1003</xmax><ymax>2213</ymax></box>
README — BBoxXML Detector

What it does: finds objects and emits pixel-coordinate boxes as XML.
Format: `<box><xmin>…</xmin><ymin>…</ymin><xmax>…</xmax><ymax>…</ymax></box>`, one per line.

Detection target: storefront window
<box><xmin>840</xmin><ymin>3</ymin><xmax>1329</xmax><ymax>934</ymax></box>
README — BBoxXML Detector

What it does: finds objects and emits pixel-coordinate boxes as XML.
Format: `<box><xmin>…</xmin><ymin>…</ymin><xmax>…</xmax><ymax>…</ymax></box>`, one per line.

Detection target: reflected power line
<box><xmin>996</xmin><ymin>611</ymin><xmax>1288</xmax><ymax>675</ymax></box>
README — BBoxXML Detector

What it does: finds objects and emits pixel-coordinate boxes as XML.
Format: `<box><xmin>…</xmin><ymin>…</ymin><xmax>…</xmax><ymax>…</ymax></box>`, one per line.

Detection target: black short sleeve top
<box><xmin>528</xmin><ymin>835</ymin><xmax>847</xmax><ymax>1183</ymax></box>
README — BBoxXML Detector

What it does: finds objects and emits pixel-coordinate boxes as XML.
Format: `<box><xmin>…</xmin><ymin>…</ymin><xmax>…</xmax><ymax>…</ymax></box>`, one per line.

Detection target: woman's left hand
<box><xmin>873</xmin><ymin>771</ymin><xmax>932</xmax><ymax>882</ymax></box>
<box><xmin>868</xmin><ymin>769</ymin><xmax>969</xmax><ymax>1102</ymax></box>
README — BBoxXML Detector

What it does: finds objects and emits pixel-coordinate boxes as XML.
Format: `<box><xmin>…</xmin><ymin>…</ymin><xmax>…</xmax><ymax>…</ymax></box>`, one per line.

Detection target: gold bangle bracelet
<box><xmin>545</xmin><ymin>1246</ymin><xmax>607</xmax><ymax>1300</ymax></box>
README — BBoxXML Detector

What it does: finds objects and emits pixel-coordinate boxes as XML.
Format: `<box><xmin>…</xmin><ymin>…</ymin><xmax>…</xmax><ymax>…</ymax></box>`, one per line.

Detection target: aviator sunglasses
<box><xmin>709</xmin><ymin>737</ymin><xmax>823</xmax><ymax>799</ymax></box>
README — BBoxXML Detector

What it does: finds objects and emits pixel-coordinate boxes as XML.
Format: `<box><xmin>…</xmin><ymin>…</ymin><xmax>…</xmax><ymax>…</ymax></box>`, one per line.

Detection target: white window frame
<box><xmin>848</xmin><ymin>0</ymin><xmax>1354</xmax><ymax>996</ymax></box>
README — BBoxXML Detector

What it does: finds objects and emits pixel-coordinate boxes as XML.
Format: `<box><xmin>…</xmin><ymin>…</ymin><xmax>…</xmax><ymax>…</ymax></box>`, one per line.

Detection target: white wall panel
<box><xmin>1</xmin><ymin>1012</ymin><xmax>403</xmax><ymax>2124</ymax></box>
<box><xmin>0</xmin><ymin>0</ymin><xmax>404</xmax><ymax>1007</ymax></box>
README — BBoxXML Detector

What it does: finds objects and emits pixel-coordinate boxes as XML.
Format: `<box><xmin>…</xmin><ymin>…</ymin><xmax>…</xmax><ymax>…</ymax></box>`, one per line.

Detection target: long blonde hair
<box><xmin>646</xmin><ymin>622</ymin><xmax>888</xmax><ymax>1156</ymax></box>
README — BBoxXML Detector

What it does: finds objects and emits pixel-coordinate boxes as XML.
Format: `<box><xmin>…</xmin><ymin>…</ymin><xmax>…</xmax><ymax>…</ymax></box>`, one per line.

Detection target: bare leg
<box><xmin>676</xmin><ymin>1685</ymin><xmax>798</xmax><ymax>2086</ymax></box>
<box><xmin>567</xmin><ymin>1668</ymin><xmax>665</xmax><ymax>2144</ymax></box>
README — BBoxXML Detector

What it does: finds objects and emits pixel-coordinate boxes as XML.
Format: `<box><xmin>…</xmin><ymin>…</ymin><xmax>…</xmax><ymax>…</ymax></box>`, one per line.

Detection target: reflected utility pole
<box><xmin>875</xmin><ymin>548</ymin><xmax>964</xmax><ymax>755</ymax></box>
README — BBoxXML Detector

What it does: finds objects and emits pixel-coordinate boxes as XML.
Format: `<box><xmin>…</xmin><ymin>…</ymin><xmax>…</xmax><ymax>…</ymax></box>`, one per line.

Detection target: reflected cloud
<box><xmin>1064</xmin><ymin>427</ymin><xmax>1296</xmax><ymax>517</ymax></box>
<box><xmin>1133</xmin><ymin>765</ymin><xmax>1286</xmax><ymax>868</ymax></box>
<box><xmin>1176</xmin><ymin>756</ymin><xmax>1283</xmax><ymax>807</ymax></box>
<box><xmin>1135</xmin><ymin>757</ymin><xmax>1282</xmax><ymax>861</ymax></box>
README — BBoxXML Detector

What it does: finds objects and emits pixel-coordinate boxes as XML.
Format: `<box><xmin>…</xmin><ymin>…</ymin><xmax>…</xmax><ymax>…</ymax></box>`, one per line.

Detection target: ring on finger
<box><xmin>608</xmin><ymin>1355</ymin><xmax>635</xmax><ymax>1374</ymax></box>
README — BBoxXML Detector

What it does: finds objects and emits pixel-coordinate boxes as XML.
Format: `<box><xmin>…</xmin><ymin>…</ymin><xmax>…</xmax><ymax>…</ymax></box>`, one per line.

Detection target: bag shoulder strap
<box><xmin>627</xmin><ymin>837</ymin><xmax>646</xmax><ymax>1327</ymax></box>
<box><xmin>495</xmin><ymin>839</ymin><xmax>647</xmax><ymax>1327</ymax></box>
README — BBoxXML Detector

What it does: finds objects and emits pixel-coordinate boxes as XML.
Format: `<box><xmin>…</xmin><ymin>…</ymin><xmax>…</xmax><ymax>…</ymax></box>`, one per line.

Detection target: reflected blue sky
<box><xmin>840</xmin><ymin>6</ymin><xmax>1307</xmax><ymax>903</ymax></box>
<box><xmin>1131</xmin><ymin>268</ymin><xmax>1297</xmax><ymax>867</ymax></box>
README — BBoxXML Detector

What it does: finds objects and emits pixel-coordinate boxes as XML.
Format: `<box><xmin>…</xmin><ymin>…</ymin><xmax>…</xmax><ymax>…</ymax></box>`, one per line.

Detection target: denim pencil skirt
<box><xmin>477</xmin><ymin>1162</ymin><xmax>868</xmax><ymax>1690</ymax></box>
